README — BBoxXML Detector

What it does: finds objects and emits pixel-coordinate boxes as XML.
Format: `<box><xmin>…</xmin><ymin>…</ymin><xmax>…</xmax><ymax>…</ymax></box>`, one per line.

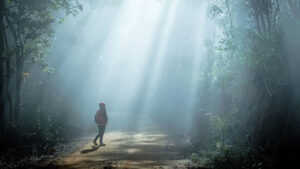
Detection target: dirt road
<box><xmin>54</xmin><ymin>130</ymin><xmax>190</xmax><ymax>169</ymax></box>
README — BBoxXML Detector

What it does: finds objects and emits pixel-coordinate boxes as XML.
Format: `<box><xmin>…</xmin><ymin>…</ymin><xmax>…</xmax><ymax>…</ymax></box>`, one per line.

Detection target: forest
<box><xmin>0</xmin><ymin>0</ymin><xmax>299</xmax><ymax>169</ymax></box>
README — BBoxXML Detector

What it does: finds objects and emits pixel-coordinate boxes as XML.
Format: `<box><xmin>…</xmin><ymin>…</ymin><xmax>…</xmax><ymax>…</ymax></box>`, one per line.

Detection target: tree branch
<box><xmin>225</xmin><ymin>0</ymin><xmax>233</xmax><ymax>29</ymax></box>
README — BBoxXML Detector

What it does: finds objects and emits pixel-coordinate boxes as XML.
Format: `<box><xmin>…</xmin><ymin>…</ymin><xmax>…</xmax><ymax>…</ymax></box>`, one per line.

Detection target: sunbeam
<box><xmin>2</xmin><ymin>0</ymin><xmax>299</xmax><ymax>168</ymax></box>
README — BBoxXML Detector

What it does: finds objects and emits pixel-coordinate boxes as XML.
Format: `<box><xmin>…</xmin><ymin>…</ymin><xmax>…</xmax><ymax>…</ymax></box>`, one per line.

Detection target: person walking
<box><xmin>93</xmin><ymin>102</ymin><xmax>108</xmax><ymax>146</ymax></box>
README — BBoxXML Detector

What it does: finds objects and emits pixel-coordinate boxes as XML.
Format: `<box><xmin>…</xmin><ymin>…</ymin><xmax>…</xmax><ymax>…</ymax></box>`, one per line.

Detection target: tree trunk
<box><xmin>4</xmin><ymin>5</ymin><xmax>24</xmax><ymax>123</ymax></box>
<box><xmin>14</xmin><ymin>58</ymin><xmax>23</xmax><ymax>122</ymax></box>
<box><xmin>0</xmin><ymin>57</ymin><xmax>4</xmax><ymax>136</ymax></box>
<box><xmin>0</xmin><ymin>0</ymin><xmax>5</xmax><ymax>136</ymax></box>
<box><xmin>5</xmin><ymin>59</ymin><xmax>13</xmax><ymax>121</ymax></box>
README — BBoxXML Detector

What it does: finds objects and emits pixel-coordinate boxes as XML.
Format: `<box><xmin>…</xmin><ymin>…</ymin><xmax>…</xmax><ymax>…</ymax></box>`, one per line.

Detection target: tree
<box><xmin>191</xmin><ymin>0</ymin><xmax>300</xmax><ymax>168</ymax></box>
<box><xmin>0</xmin><ymin>0</ymin><xmax>82</xmax><ymax>133</ymax></box>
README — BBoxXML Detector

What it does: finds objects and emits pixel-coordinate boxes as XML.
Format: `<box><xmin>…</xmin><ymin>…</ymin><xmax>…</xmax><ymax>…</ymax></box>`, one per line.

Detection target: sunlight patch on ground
<box><xmin>56</xmin><ymin>131</ymin><xmax>189</xmax><ymax>169</ymax></box>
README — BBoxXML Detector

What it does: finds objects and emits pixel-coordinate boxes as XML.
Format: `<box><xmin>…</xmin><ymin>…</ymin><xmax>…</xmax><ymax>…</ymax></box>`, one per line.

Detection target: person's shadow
<box><xmin>80</xmin><ymin>145</ymin><xmax>101</xmax><ymax>154</ymax></box>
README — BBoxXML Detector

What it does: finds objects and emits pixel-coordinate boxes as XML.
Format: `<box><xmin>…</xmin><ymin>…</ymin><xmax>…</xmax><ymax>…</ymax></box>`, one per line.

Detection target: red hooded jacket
<box><xmin>95</xmin><ymin>109</ymin><xmax>108</xmax><ymax>126</ymax></box>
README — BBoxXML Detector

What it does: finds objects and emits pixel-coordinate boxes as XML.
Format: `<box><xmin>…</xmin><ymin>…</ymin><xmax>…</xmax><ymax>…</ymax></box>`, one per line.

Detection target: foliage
<box><xmin>0</xmin><ymin>0</ymin><xmax>83</xmax><ymax>157</ymax></box>
<box><xmin>190</xmin><ymin>0</ymin><xmax>300</xmax><ymax>169</ymax></box>
<box><xmin>4</xmin><ymin>0</ymin><xmax>82</xmax><ymax>66</ymax></box>
<box><xmin>3</xmin><ymin>102</ymin><xmax>83</xmax><ymax>156</ymax></box>
<box><xmin>0</xmin><ymin>0</ymin><xmax>83</xmax><ymax>125</ymax></box>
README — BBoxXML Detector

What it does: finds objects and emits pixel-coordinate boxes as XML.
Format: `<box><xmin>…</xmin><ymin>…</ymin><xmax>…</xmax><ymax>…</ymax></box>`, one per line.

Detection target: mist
<box><xmin>1</xmin><ymin>0</ymin><xmax>300</xmax><ymax>169</ymax></box>
<box><xmin>40</xmin><ymin>0</ymin><xmax>215</xmax><ymax>132</ymax></box>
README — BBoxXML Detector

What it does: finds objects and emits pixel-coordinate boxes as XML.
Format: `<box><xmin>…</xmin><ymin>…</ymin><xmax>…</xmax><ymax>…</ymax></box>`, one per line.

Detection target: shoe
<box><xmin>93</xmin><ymin>140</ymin><xmax>98</xmax><ymax>146</ymax></box>
<box><xmin>100</xmin><ymin>143</ymin><xmax>106</xmax><ymax>146</ymax></box>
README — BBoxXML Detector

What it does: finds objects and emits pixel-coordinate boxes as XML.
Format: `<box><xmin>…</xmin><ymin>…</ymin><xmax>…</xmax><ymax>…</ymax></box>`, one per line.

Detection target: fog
<box><xmin>45</xmin><ymin>0</ymin><xmax>214</xmax><ymax>132</ymax></box>
<box><xmin>2</xmin><ymin>0</ymin><xmax>299</xmax><ymax>168</ymax></box>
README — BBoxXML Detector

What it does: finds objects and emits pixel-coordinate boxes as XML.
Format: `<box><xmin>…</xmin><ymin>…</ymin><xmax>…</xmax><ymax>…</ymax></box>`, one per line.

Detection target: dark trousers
<box><xmin>94</xmin><ymin>125</ymin><xmax>106</xmax><ymax>144</ymax></box>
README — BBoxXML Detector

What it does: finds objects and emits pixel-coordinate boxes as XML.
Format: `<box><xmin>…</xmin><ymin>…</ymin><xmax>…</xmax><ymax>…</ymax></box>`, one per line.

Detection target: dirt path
<box><xmin>54</xmin><ymin>130</ymin><xmax>190</xmax><ymax>169</ymax></box>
